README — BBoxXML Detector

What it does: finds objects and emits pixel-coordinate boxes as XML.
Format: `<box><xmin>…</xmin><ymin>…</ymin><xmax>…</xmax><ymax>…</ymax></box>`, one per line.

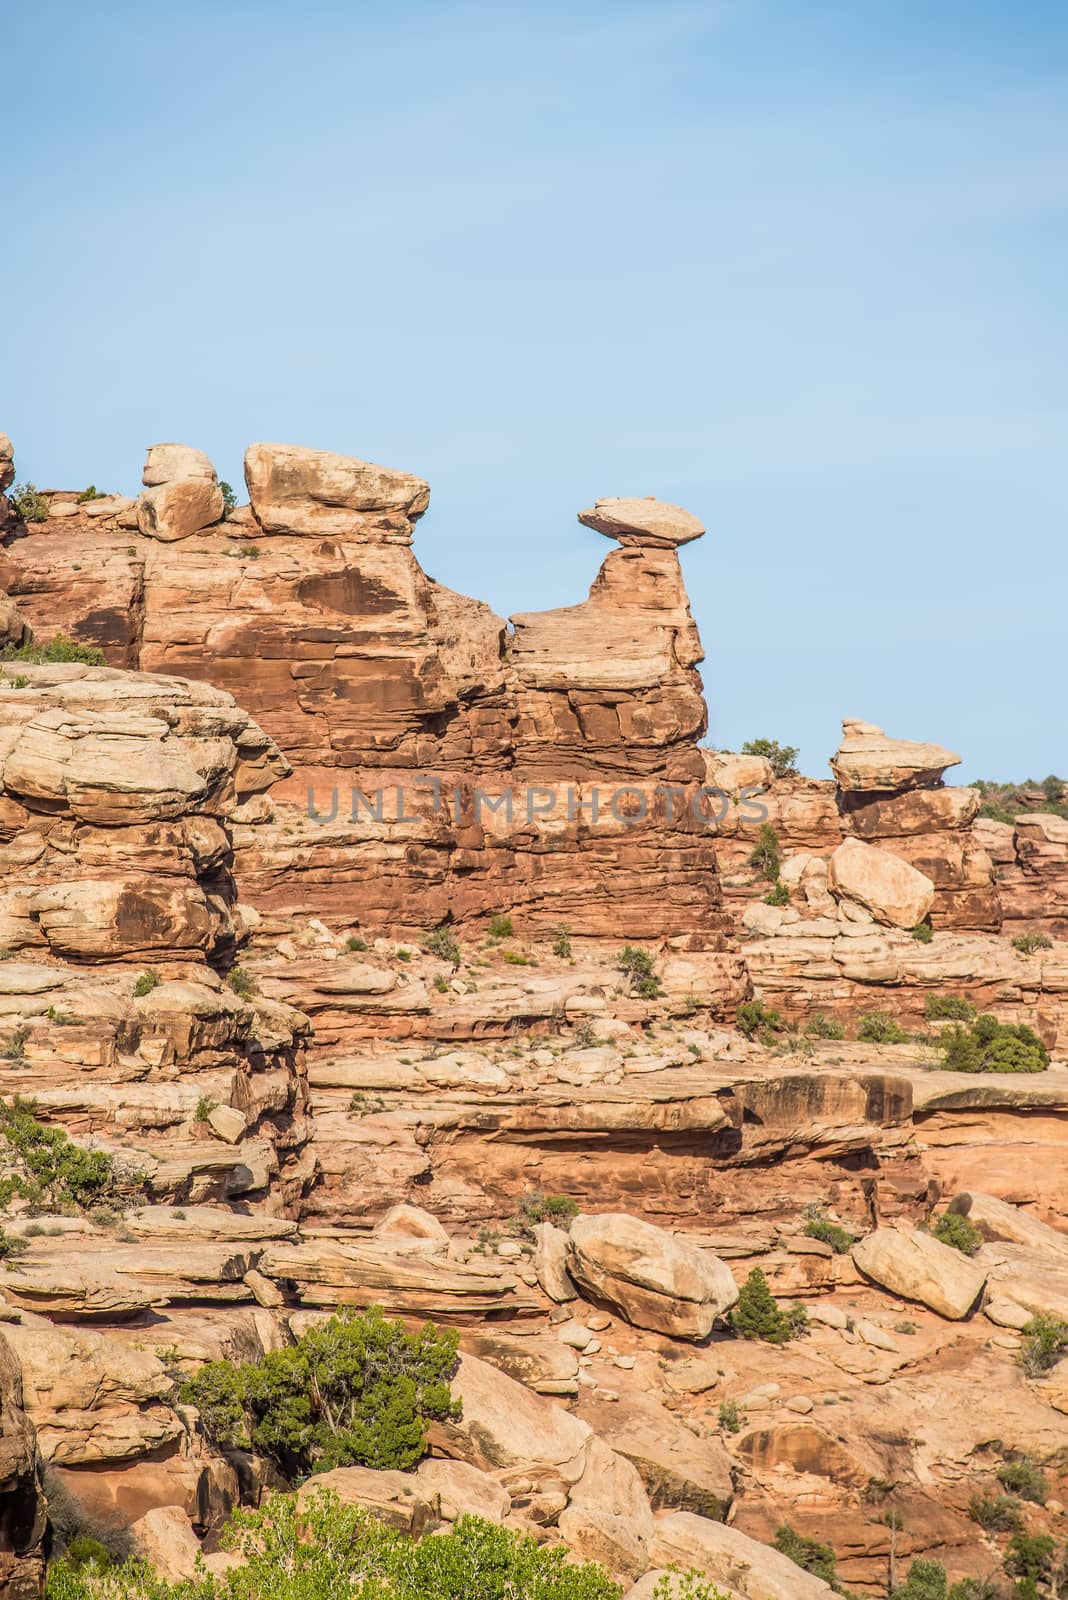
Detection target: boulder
<box><xmin>650</xmin><ymin>1512</ymin><xmax>836</xmax><ymax>1600</ymax></box>
<box><xmin>567</xmin><ymin>1212</ymin><xmax>738</xmax><ymax>1339</ymax></box>
<box><xmin>128</xmin><ymin>1505</ymin><xmax>201</xmax><ymax>1583</ymax></box>
<box><xmin>297</xmin><ymin>1466</ymin><xmax>437</xmax><ymax>1534</ymax></box>
<box><xmin>244</xmin><ymin>442</ymin><xmax>430</xmax><ymax>537</ymax></box>
<box><xmin>828</xmin><ymin>837</ymin><xmax>935</xmax><ymax>929</ymax></box>
<box><xmin>372</xmin><ymin>1203</ymin><xmax>450</xmax><ymax>1254</ymax></box>
<box><xmin>578</xmin><ymin>496</ymin><xmax>705</xmax><ymax>547</ymax></box>
<box><xmin>558</xmin><ymin>1437</ymin><xmax>654</xmax><ymax>1583</ymax></box>
<box><xmin>578</xmin><ymin>1389</ymin><xmax>733</xmax><ymax>1519</ymax></box>
<box><xmin>411</xmin><ymin>1458</ymin><xmax>511</xmax><ymax>1524</ymax></box>
<box><xmin>0</xmin><ymin>433</ymin><xmax>14</xmax><ymax>492</ymax></box>
<box><xmin>142</xmin><ymin>443</ymin><xmax>217</xmax><ymax>485</ymax></box>
<box><xmin>137</xmin><ymin>477</ymin><xmax>224</xmax><ymax>541</ymax></box>
<box><xmin>831</xmin><ymin>719</ymin><xmax>961</xmax><ymax>792</ymax></box>
<box><xmin>534</xmin><ymin>1221</ymin><xmax>576</xmax><ymax>1302</ymax></box>
<box><xmin>429</xmin><ymin>1352</ymin><xmax>591</xmax><ymax>1481</ymax></box>
<box><xmin>852</xmin><ymin>1227</ymin><xmax>986</xmax><ymax>1319</ymax></box>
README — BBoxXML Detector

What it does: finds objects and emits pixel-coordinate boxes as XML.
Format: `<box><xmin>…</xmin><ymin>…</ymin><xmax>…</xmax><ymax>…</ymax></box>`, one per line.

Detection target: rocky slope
<box><xmin>1</xmin><ymin>433</ymin><xmax>1067</xmax><ymax>1598</ymax></box>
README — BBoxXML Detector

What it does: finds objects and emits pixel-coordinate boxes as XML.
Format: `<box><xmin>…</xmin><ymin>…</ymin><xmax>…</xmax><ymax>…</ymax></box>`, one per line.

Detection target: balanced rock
<box><xmin>578</xmin><ymin>496</ymin><xmax>704</xmax><ymax>547</ymax></box>
<box><xmin>142</xmin><ymin>443</ymin><xmax>217</xmax><ymax>485</ymax></box>
<box><xmin>137</xmin><ymin>477</ymin><xmax>223</xmax><ymax>542</ymax></box>
<box><xmin>831</xmin><ymin>719</ymin><xmax>961</xmax><ymax>792</ymax></box>
<box><xmin>852</xmin><ymin>1227</ymin><xmax>986</xmax><ymax>1319</ymax></box>
<box><xmin>567</xmin><ymin>1212</ymin><xmax>738</xmax><ymax>1339</ymax></box>
<box><xmin>828</xmin><ymin>836</ymin><xmax>935</xmax><ymax>929</ymax></box>
<box><xmin>244</xmin><ymin>442</ymin><xmax>430</xmax><ymax>538</ymax></box>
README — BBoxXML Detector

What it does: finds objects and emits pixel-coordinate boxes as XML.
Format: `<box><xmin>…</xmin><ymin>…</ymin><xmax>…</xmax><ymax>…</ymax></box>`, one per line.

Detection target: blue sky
<box><xmin>5</xmin><ymin>0</ymin><xmax>1067</xmax><ymax>781</ymax></box>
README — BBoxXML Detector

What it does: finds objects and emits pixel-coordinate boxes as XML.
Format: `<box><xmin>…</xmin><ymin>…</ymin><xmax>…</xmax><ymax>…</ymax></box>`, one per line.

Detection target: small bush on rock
<box><xmin>736</xmin><ymin>999</ymin><xmax>785</xmax><ymax>1041</ymax></box>
<box><xmin>968</xmin><ymin>1493</ymin><xmax>1021</xmax><ymax>1532</ymax></box>
<box><xmin>997</xmin><ymin>1455</ymin><xmax>1048</xmax><ymax>1504</ymax></box>
<box><xmin>941</xmin><ymin>1014</ymin><xmax>1048</xmax><ymax>1075</ymax></box>
<box><xmin>617</xmin><ymin>945</ymin><xmax>661</xmax><ymax>999</ymax></box>
<box><xmin>804</xmin><ymin>1210</ymin><xmax>855</xmax><ymax>1254</ymax></box>
<box><xmin>805</xmin><ymin>1012</ymin><xmax>846</xmax><ymax>1040</ymax></box>
<box><xmin>857</xmin><ymin>1010</ymin><xmax>910</xmax><ymax>1045</ymax></box>
<box><xmin>1</xmin><ymin>632</ymin><xmax>104</xmax><ymax>666</ymax></box>
<box><xmin>748</xmin><ymin>822</ymin><xmax>782</xmax><ymax>880</ymax></box>
<box><xmin>741</xmin><ymin>738</ymin><xmax>799</xmax><ymax>778</ymax></box>
<box><xmin>924</xmin><ymin>995</ymin><xmax>977</xmax><ymax>1022</ymax></box>
<box><xmin>1012</xmin><ymin>932</ymin><xmax>1053</xmax><ymax>956</ymax></box>
<box><xmin>763</xmin><ymin>881</ymin><xmax>790</xmax><ymax>906</ymax></box>
<box><xmin>731</xmin><ymin>1268</ymin><xmax>805</xmax><ymax>1345</ymax></box>
<box><xmin>181</xmin><ymin>1304</ymin><xmax>460</xmax><ymax>1478</ymax></box>
<box><xmin>488</xmin><ymin>914</ymin><xmax>514</xmax><ymax>939</ymax></box>
<box><xmin>424</xmin><ymin>925</ymin><xmax>461</xmax><ymax>966</ymax></box>
<box><xmin>133</xmin><ymin>970</ymin><xmax>159</xmax><ymax>998</ymax></box>
<box><xmin>910</xmin><ymin>920</ymin><xmax>934</xmax><ymax>942</ymax></box>
<box><xmin>1018</xmin><ymin>1313</ymin><xmax>1068</xmax><ymax>1377</ymax></box>
<box><xmin>0</xmin><ymin>1098</ymin><xmax>140</xmax><ymax>1213</ymax></box>
<box><xmin>773</xmin><ymin>1525</ymin><xmax>837</xmax><ymax>1586</ymax></box>
<box><xmin>1004</xmin><ymin>1533</ymin><xmax>1055</xmax><ymax>1580</ymax></box>
<box><xmin>514</xmin><ymin>1192</ymin><xmax>579</xmax><ymax>1235</ymax></box>
<box><xmin>10</xmin><ymin>483</ymin><xmax>48</xmax><ymax>523</ymax></box>
<box><xmin>928</xmin><ymin>1212</ymin><xmax>983</xmax><ymax>1257</ymax></box>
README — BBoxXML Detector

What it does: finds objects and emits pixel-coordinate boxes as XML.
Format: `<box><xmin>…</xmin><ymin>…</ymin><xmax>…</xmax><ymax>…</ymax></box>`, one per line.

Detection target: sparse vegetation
<box><xmin>180</xmin><ymin>1305</ymin><xmax>460</xmax><ymax>1478</ymax></box>
<box><xmin>763</xmin><ymin>881</ymin><xmax>790</xmax><ymax>907</ymax></box>
<box><xmin>803</xmin><ymin>1209</ymin><xmax>855</xmax><ymax>1254</ymax></box>
<box><xmin>910</xmin><ymin>920</ymin><xmax>934</xmax><ymax>943</ymax></box>
<box><xmin>748</xmin><ymin>822</ymin><xmax>782</xmax><ymax>881</ymax></box>
<box><xmin>193</xmin><ymin>1096</ymin><xmax>218</xmax><ymax>1123</ymax></box>
<box><xmin>941</xmin><ymin>1013</ymin><xmax>1049</xmax><ymax>1075</ymax></box>
<box><xmin>0</xmin><ymin>632</ymin><xmax>105</xmax><ymax>666</ymax></box>
<box><xmin>345</xmin><ymin>935</ymin><xmax>368</xmax><ymax>952</ymax></box>
<box><xmin>10</xmin><ymin>483</ymin><xmax>48</xmax><ymax>523</ymax></box>
<box><xmin>219</xmin><ymin>480</ymin><xmax>237</xmax><ymax>516</ymax></box>
<box><xmin>1012</xmin><ymin>932</ymin><xmax>1053</xmax><ymax>956</ymax></box>
<box><xmin>773</xmin><ymin>1525</ymin><xmax>837</xmax><ymax>1586</ymax></box>
<box><xmin>552</xmin><ymin>923</ymin><xmax>573</xmax><ymax>958</ymax></box>
<box><xmin>76</xmin><ymin>486</ymin><xmax>105</xmax><ymax>502</ymax></box>
<box><xmin>1003</xmin><ymin>1533</ymin><xmax>1056</xmax><ymax>1582</ymax></box>
<box><xmin>1</xmin><ymin>1025</ymin><xmax>29</xmax><ymax>1062</ymax></box>
<box><xmin>133</xmin><ymin>970</ymin><xmax>159</xmax><ymax>998</ymax></box>
<box><xmin>805</xmin><ymin>1012</ymin><xmax>846</xmax><ymax>1040</ymax></box>
<box><xmin>433</xmin><ymin>974</ymin><xmax>449</xmax><ymax>993</ymax></box>
<box><xmin>736</xmin><ymin>999</ymin><xmax>786</xmax><ymax>1041</ymax></box>
<box><xmin>616</xmin><ymin>945</ymin><xmax>661</xmax><ymax>999</ymax></box>
<box><xmin>0</xmin><ymin>1098</ymin><xmax>142</xmax><ymax>1213</ymax></box>
<box><xmin>1018</xmin><ymin>1313</ymin><xmax>1068</xmax><ymax>1377</ymax></box>
<box><xmin>857</xmin><ymin>1010</ymin><xmax>910</xmax><ymax>1045</ymax></box>
<box><xmin>424</xmin><ymin>925</ymin><xmax>461</xmax><ymax>966</ymax></box>
<box><xmin>928</xmin><ymin>1211</ymin><xmax>983</xmax><ymax>1256</ymax></box>
<box><xmin>488</xmin><ymin>914</ymin><xmax>514</xmax><ymax>939</ymax></box>
<box><xmin>731</xmin><ymin>1269</ymin><xmax>807</xmax><ymax>1344</ymax></box>
<box><xmin>226</xmin><ymin>964</ymin><xmax>255</xmax><ymax>998</ymax></box>
<box><xmin>349</xmin><ymin>1093</ymin><xmax>386</xmax><ymax>1115</ymax></box>
<box><xmin>996</xmin><ymin>1456</ymin><xmax>1048</xmax><ymax>1504</ymax></box>
<box><xmin>968</xmin><ymin>1493</ymin><xmax>1021</xmax><ymax>1532</ymax></box>
<box><xmin>973</xmin><ymin>775</ymin><xmax>1068</xmax><ymax>825</ymax></box>
<box><xmin>45</xmin><ymin>1491</ymin><xmax>627</xmax><ymax>1600</ymax></box>
<box><xmin>741</xmin><ymin>739</ymin><xmax>799</xmax><ymax>779</ymax></box>
<box><xmin>513</xmin><ymin>1192</ymin><xmax>579</xmax><ymax>1237</ymax></box>
<box><xmin>924</xmin><ymin>995</ymin><xmax>977</xmax><ymax>1022</ymax></box>
<box><xmin>45</xmin><ymin>1007</ymin><xmax>80</xmax><ymax>1026</ymax></box>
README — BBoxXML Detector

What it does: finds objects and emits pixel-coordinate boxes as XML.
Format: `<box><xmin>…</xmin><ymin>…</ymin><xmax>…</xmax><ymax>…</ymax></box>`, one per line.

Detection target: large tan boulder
<box><xmin>567</xmin><ymin>1213</ymin><xmax>738</xmax><ymax>1339</ymax></box>
<box><xmin>651</xmin><ymin>1513</ymin><xmax>835</xmax><ymax>1599</ymax></box>
<box><xmin>828</xmin><ymin>837</ymin><xmax>935</xmax><ymax>929</ymax></box>
<box><xmin>244</xmin><ymin>442</ymin><xmax>430</xmax><ymax>537</ymax></box>
<box><xmin>831</xmin><ymin>718</ymin><xmax>961</xmax><ymax>792</ymax></box>
<box><xmin>142</xmin><ymin>443</ymin><xmax>217</xmax><ymax>486</ymax></box>
<box><xmin>297</xmin><ymin>1466</ymin><xmax>437</xmax><ymax>1534</ymax></box>
<box><xmin>128</xmin><ymin>1506</ymin><xmax>201</xmax><ymax>1583</ymax></box>
<box><xmin>558</xmin><ymin>1437</ymin><xmax>654</xmax><ymax>1583</ymax></box>
<box><xmin>411</xmin><ymin>1458</ymin><xmax>511</xmax><ymax>1524</ymax></box>
<box><xmin>578</xmin><ymin>496</ymin><xmax>705</xmax><ymax>547</ymax></box>
<box><xmin>137</xmin><ymin>477</ymin><xmax>224</xmax><ymax>541</ymax></box>
<box><xmin>429</xmin><ymin>1351</ymin><xmax>591</xmax><ymax>1481</ymax></box>
<box><xmin>852</xmin><ymin>1227</ymin><xmax>986</xmax><ymax>1319</ymax></box>
<box><xmin>0</xmin><ymin>433</ymin><xmax>14</xmax><ymax>492</ymax></box>
<box><xmin>534</xmin><ymin>1221</ymin><xmax>576</xmax><ymax>1302</ymax></box>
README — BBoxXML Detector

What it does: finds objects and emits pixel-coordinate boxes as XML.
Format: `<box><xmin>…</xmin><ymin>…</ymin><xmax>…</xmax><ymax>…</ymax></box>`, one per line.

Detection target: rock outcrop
<box><xmin>567</xmin><ymin>1213</ymin><xmax>738</xmax><ymax>1339</ymax></box>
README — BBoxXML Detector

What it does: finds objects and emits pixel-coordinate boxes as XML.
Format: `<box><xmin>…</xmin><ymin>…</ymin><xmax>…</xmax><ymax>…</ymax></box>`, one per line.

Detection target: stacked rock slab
<box><xmin>136</xmin><ymin>443</ymin><xmax>224</xmax><ymax>543</ymax></box>
<box><xmin>0</xmin><ymin>443</ymin><xmax>725</xmax><ymax>938</ymax></box>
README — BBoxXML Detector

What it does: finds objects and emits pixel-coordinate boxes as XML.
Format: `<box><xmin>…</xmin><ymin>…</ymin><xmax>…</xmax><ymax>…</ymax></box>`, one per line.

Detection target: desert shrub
<box><xmin>10</xmin><ymin>483</ymin><xmax>48</xmax><ymax>522</ymax></box>
<box><xmin>1</xmin><ymin>632</ymin><xmax>104</xmax><ymax>666</ymax></box>
<box><xmin>616</xmin><ymin>945</ymin><xmax>661</xmax><ymax>999</ymax></box>
<box><xmin>1</xmin><ymin>1025</ymin><xmax>28</xmax><ymax>1061</ymax></box>
<box><xmin>928</xmin><ymin>1212</ymin><xmax>983</xmax><ymax>1257</ymax></box>
<box><xmin>968</xmin><ymin>1493</ymin><xmax>1021</xmax><ymax>1532</ymax></box>
<box><xmin>924</xmin><ymin>995</ymin><xmax>977</xmax><ymax>1022</ymax></box>
<box><xmin>803</xmin><ymin>1211</ymin><xmax>854</xmax><ymax>1254</ymax></box>
<box><xmin>1012</xmin><ymin>932</ymin><xmax>1053</xmax><ymax>955</ymax></box>
<box><xmin>857</xmin><ymin>1010</ymin><xmax>910</xmax><ymax>1045</ymax></box>
<box><xmin>348</xmin><ymin>1093</ymin><xmax>385</xmax><ymax>1115</ymax></box>
<box><xmin>731</xmin><ymin>1269</ymin><xmax>805</xmax><ymax>1345</ymax></box>
<box><xmin>773</xmin><ymin>1526</ymin><xmax>836</xmax><ymax>1586</ymax></box>
<box><xmin>219</xmin><ymin>480</ymin><xmax>237</xmax><ymax>516</ymax></box>
<box><xmin>193</xmin><ymin>1096</ymin><xmax>217</xmax><ymax>1123</ymax></box>
<box><xmin>424</xmin><ymin>925</ymin><xmax>461</xmax><ymax>966</ymax></box>
<box><xmin>741</xmin><ymin>738</ymin><xmax>799</xmax><ymax>778</ymax></box>
<box><xmin>552</xmin><ymin>924</ymin><xmax>573</xmax><ymax>958</ymax></box>
<box><xmin>941</xmin><ymin>1014</ymin><xmax>1048</xmax><ymax>1075</ymax></box>
<box><xmin>226</xmin><ymin>964</ymin><xmax>255</xmax><ymax>998</ymax></box>
<box><xmin>0</xmin><ymin>1226</ymin><xmax>27</xmax><ymax>1259</ymax></box>
<box><xmin>763</xmin><ymin>881</ymin><xmax>790</xmax><ymax>907</ymax></box>
<box><xmin>1017</xmin><ymin>1313</ymin><xmax>1068</xmax><ymax>1377</ymax></box>
<box><xmin>514</xmin><ymin>1192</ymin><xmax>579</xmax><ymax>1235</ymax></box>
<box><xmin>996</xmin><ymin>1456</ymin><xmax>1048</xmax><ymax>1504</ymax></box>
<box><xmin>433</xmin><ymin>974</ymin><xmax>449</xmax><ymax>993</ymax></box>
<box><xmin>45</xmin><ymin>1492</ymin><xmax>624</xmax><ymax>1600</ymax></box>
<box><xmin>181</xmin><ymin>1304</ymin><xmax>460</xmax><ymax>1478</ymax></box>
<box><xmin>346</xmin><ymin>935</ymin><xmax>368</xmax><ymax>952</ymax></box>
<box><xmin>0</xmin><ymin>1099</ymin><xmax>139</xmax><ymax>1212</ymax></box>
<box><xmin>911</xmin><ymin>920</ymin><xmax>934</xmax><ymax>943</ymax></box>
<box><xmin>46</xmin><ymin>1007</ymin><xmax>80</xmax><ymax>1026</ymax></box>
<box><xmin>1004</xmin><ymin>1533</ymin><xmax>1055</xmax><ymax>1580</ymax></box>
<box><xmin>748</xmin><ymin>822</ymin><xmax>782</xmax><ymax>880</ymax></box>
<box><xmin>132</xmin><ymin>970</ymin><xmax>159</xmax><ymax>998</ymax></box>
<box><xmin>717</xmin><ymin>1399</ymin><xmax>741</xmax><ymax>1433</ymax></box>
<box><xmin>76</xmin><ymin>486</ymin><xmax>105</xmax><ymax>502</ymax></box>
<box><xmin>805</xmin><ymin>1012</ymin><xmax>846</xmax><ymax>1040</ymax></box>
<box><xmin>488</xmin><ymin>914</ymin><xmax>514</xmax><ymax>939</ymax></box>
<box><xmin>651</xmin><ymin>1575</ymin><xmax>733</xmax><ymax>1600</ymax></box>
<box><xmin>736</xmin><ymin>999</ymin><xmax>785</xmax><ymax>1041</ymax></box>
